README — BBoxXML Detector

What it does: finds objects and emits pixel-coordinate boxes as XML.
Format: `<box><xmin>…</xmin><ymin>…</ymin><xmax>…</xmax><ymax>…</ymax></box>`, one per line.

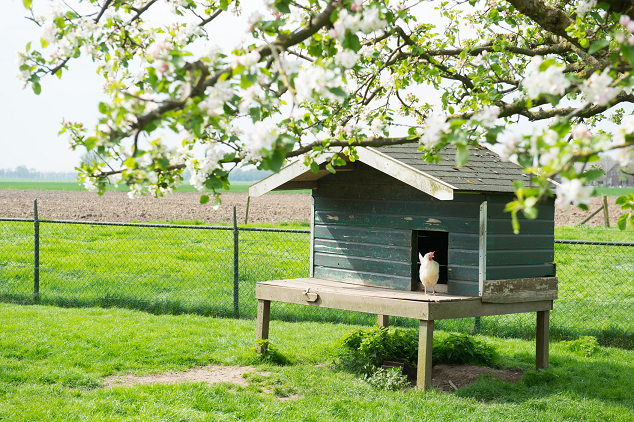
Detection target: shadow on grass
<box><xmin>454</xmin><ymin>356</ymin><xmax>634</xmax><ymax>412</ymax></box>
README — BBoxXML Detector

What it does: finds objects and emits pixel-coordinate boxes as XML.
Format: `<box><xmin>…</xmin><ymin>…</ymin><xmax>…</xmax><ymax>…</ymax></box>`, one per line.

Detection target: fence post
<box><xmin>33</xmin><ymin>199</ymin><xmax>40</xmax><ymax>301</ymax></box>
<box><xmin>244</xmin><ymin>196</ymin><xmax>250</xmax><ymax>225</ymax></box>
<box><xmin>602</xmin><ymin>195</ymin><xmax>610</xmax><ymax>228</ymax></box>
<box><xmin>233</xmin><ymin>205</ymin><xmax>239</xmax><ymax>318</ymax></box>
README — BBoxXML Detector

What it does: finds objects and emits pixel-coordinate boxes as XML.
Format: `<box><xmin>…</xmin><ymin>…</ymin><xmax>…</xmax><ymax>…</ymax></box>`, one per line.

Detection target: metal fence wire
<box><xmin>1</xmin><ymin>202</ymin><xmax>634</xmax><ymax>347</ymax></box>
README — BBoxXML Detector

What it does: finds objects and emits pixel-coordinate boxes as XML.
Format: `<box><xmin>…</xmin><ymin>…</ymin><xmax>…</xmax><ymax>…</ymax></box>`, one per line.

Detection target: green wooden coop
<box><xmin>249</xmin><ymin>143</ymin><xmax>558</xmax><ymax>390</ymax></box>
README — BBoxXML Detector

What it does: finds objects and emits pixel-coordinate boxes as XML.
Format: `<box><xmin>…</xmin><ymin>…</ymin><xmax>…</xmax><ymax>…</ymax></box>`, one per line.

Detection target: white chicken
<box><xmin>419</xmin><ymin>252</ymin><xmax>439</xmax><ymax>295</ymax></box>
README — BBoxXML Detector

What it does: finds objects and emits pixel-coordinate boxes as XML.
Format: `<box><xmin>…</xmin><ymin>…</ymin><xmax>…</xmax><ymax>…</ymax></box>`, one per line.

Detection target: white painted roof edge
<box><xmin>249</xmin><ymin>147</ymin><xmax>458</xmax><ymax>199</ymax></box>
<box><xmin>361</xmin><ymin>147</ymin><xmax>455</xmax><ymax>200</ymax></box>
<box><xmin>248</xmin><ymin>156</ymin><xmax>329</xmax><ymax>197</ymax></box>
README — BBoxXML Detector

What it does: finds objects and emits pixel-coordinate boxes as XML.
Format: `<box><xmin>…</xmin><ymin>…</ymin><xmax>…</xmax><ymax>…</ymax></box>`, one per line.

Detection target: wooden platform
<box><xmin>255</xmin><ymin>277</ymin><xmax>552</xmax><ymax>390</ymax></box>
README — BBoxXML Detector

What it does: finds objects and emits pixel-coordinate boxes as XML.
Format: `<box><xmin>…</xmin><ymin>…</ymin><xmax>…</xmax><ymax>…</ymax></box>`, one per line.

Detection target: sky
<box><xmin>1</xmin><ymin>0</ymin><xmax>623</xmax><ymax>174</ymax></box>
<box><xmin>0</xmin><ymin>0</ymin><xmax>253</xmax><ymax>172</ymax></box>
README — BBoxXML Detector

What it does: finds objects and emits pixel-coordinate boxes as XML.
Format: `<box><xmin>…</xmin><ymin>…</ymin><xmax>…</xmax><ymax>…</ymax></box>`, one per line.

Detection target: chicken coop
<box><xmin>249</xmin><ymin>143</ymin><xmax>558</xmax><ymax>389</ymax></box>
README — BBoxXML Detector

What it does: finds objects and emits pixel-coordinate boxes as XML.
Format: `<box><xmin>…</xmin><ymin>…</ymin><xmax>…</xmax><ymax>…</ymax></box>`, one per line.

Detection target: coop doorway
<box><xmin>414</xmin><ymin>230</ymin><xmax>448</xmax><ymax>287</ymax></box>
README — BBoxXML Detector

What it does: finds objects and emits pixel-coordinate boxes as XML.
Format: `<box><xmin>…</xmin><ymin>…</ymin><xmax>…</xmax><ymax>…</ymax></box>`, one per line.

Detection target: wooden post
<box><xmin>256</xmin><ymin>299</ymin><xmax>271</xmax><ymax>354</ymax></box>
<box><xmin>244</xmin><ymin>196</ymin><xmax>251</xmax><ymax>224</ymax></box>
<box><xmin>417</xmin><ymin>320</ymin><xmax>434</xmax><ymax>390</ymax></box>
<box><xmin>377</xmin><ymin>314</ymin><xmax>389</xmax><ymax>327</ymax></box>
<box><xmin>536</xmin><ymin>310</ymin><xmax>549</xmax><ymax>370</ymax></box>
<box><xmin>602</xmin><ymin>195</ymin><xmax>610</xmax><ymax>228</ymax></box>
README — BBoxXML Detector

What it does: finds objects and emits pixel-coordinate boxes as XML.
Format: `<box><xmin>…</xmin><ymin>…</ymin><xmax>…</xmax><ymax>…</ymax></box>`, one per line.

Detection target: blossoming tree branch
<box><xmin>17</xmin><ymin>0</ymin><xmax>634</xmax><ymax>230</ymax></box>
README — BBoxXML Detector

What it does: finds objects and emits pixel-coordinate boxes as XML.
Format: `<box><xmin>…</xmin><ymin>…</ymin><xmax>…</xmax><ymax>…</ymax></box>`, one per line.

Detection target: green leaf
<box><xmin>581</xmin><ymin>168</ymin><xmax>605</xmax><ymax>181</ymax></box>
<box><xmin>275</xmin><ymin>0</ymin><xmax>291</xmax><ymax>14</ymax></box>
<box><xmin>310</xmin><ymin>161</ymin><xmax>319</xmax><ymax>173</ymax></box>
<box><xmin>588</xmin><ymin>40</ymin><xmax>609</xmax><ymax>55</ymax></box>
<box><xmin>523</xmin><ymin>206</ymin><xmax>538</xmax><ymax>220</ymax></box>
<box><xmin>22</xmin><ymin>0</ymin><xmax>32</xmax><ymax>8</ymax></box>
<box><xmin>55</xmin><ymin>68</ymin><xmax>62</xmax><ymax>79</ymax></box>
<box><xmin>326</xmin><ymin>163</ymin><xmax>335</xmax><ymax>174</ymax></box>
<box><xmin>32</xmin><ymin>81</ymin><xmax>41</xmax><ymax>95</ymax></box>
<box><xmin>615</xmin><ymin>195</ymin><xmax>629</xmax><ymax>206</ymax></box>
<box><xmin>98</xmin><ymin>102</ymin><xmax>108</xmax><ymax>114</ymax></box>
<box><xmin>41</xmin><ymin>38</ymin><xmax>48</xmax><ymax>49</ymax></box>
<box><xmin>26</xmin><ymin>42</ymin><xmax>31</xmax><ymax>52</ymax></box>
<box><xmin>618</xmin><ymin>213</ymin><xmax>629</xmax><ymax>231</ymax></box>
<box><xmin>456</xmin><ymin>144</ymin><xmax>469</xmax><ymax>166</ymax></box>
<box><xmin>200</xmin><ymin>194</ymin><xmax>210</xmax><ymax>204</ymax></box>
<box><xmin>327</xmin><ymin>87</ymin><xmax>347</xmax><ymax>98</ymax></box>
<box><xmin>249</xmin><ymin>107</ymin><xmax>261</xmax><ymax>122</ymax></box>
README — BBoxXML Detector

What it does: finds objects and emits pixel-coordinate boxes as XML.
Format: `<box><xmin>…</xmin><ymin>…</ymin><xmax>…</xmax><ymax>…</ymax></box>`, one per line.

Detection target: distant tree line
<box><xmin>0</xmin><ymin>166</ymin><xmax>77</xmax><ymax>180</ymax></box>
<box><xmin>0</xmin><ymin>165</ymin><xmax>271</xmax><ymax>183</ymax></box>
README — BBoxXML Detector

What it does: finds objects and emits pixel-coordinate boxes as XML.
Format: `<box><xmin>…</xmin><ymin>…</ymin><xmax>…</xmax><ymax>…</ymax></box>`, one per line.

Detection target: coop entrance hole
<box><xmin>414</xmin><ymin>230</ymin><xmax>448</xmax><ymax>285</ymax></box>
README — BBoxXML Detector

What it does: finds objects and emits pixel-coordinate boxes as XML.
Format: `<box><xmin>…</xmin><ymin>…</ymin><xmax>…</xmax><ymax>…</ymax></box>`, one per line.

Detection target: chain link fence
<box><xmin>2</xmin><ymin>205</ymin><xmax>634</xmax><ymax>347</ymax></box>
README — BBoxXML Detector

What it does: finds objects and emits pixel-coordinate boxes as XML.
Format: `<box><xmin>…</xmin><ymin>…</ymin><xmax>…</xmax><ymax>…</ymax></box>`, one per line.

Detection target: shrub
<box><xmin>432</xmin><ymin>333</ymin><xmax>495</xmax><ymax>366</ymax></box>
<box><xmin>338</xmin><ymin>326</ymin><xmax>496</xmax><ymax>379</ymax></box>
<box><xmin>363</xmin><ymin>367</ymin><xmax>410</xmax><ymax>391</ymax></box>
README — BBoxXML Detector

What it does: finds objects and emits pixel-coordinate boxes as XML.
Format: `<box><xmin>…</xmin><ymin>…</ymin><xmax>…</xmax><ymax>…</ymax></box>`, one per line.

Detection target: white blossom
<box><xmin>335</xmin><ymin>49</ymin><xmax>359</xmax><ymax>68</ymax></box>
<box><xmin>295</xmin><ymin>66</ymin><xmax>345</xmax><ymax>103</ymax></box>
<box><xmin>41</xmin><ymin>22</ymin><xmax>57</xmax><ymax>44</ymax></box>
<box><xmin>575</xmin><ymin>0</ymin><xmax>597</xmax><ymax>17</ymax></box>
<box><xmin>614</xmin><ymin>114</ymin><xmax>634</xmax><ymax>144</ymax></box>
<box><xmin>521</xmin><ymin>56</ymin><xmax>570</xmax><ymax>98</ymax></box>
<box><xmin>128</xmin><ymin>184</ymin><xmax>143</xmax><ymax>199</ymax></box>
<box><xmin>420</xmin><ymin>115</ymin><xmax>450</xmax><ymax>148</ymax></box>
<box><xmin>556</xmin><ymin>177</ymin><xmax>593</xmax><ymax>208</ymax></box>
<box><xmin>472</xmin><ymin>106</ymin><xmax>499</xmax><ymax>127</ymax></box>
<box><xmin>618</xmin><ymin>147</ymin><xmax>634</xmax><ymax>166</ymax></box>
<box><xmin>251</xmin><ymin>121</ymin><xmax>278</xmax><ymax>151</ymax></box>
<box><xmin>580</xmin><ymin>69</ymin><xmax>620</xmax><ymax>105</ymax></box>
<box><xmin>83</xmin><ymin>178</ymin><xmax>99</xmax><ymax>192</ymax></box>
<box><xmin>498</xmin><ymin>134</ymin><xmax>523</xmax><ymax>161</ymax></box>
<box><xmin>472</xmin><ymin>51</ymin><xmax>488</xmax><ymax>66</ymax></box>
<box><xmin>146</xmin><ymin>41</ymin><xmax>171</xmax><ymax>60</ymax></box>
<box><xmin>543</xmin><ymin>130</ymin><xmax>559</xmax><ymax>146</ymax></box>
<box><xmin>370</xmin><ymin>118</ymin><xmax>385</xmax><ymax>133</ymax></box>
<box><xmin>358</xmin><ymin>7</ymin><xmax>387</xmax><ymax>34</ymax></box>
<box><xmin>572</xmin><ymin>124</ymin><xmax>591</xmax><ymax>140</ymax></box>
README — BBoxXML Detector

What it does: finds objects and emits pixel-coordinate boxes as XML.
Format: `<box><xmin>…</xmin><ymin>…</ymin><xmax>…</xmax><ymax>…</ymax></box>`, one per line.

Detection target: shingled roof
<box><xmin>249</xmin><ymin>142</ymin><xmax>535</xmax><ymax>200</ymax></box>
<box><xmin>374</xmin><ymin>143</ymin><xmax>530</xmax><ymax>193</ymax></box>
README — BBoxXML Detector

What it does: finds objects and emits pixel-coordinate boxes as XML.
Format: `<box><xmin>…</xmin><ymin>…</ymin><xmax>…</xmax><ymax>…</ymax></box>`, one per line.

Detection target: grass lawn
<box><xmin>2</xmin><ymin>220</ymin><xmax>634</xmax><ymax>346</ymax></box>
<box><xmin>0</xmin><ymin>180</ymin><xmax>310</xmax><ymax>194</ymax></box>
<box><xmin>593</xmin><ymin>187</ymin><xmax>634</xmax><ymax>196</ymax></box>
<box><xmin>1</xmin><ymin>303</ymin><xmax>634</xmax><ymax>421</ymax></box>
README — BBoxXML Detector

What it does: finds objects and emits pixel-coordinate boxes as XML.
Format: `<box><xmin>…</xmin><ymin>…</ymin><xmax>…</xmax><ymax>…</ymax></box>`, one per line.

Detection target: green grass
<box><xmin>593</xmin><ymin>187</ymin><xmax>634</xmax><ymax>196</ymax></box>
<box><xmin>1</xmin><ymin>220</ymin><xmax>634</xmax><ymax>346</ymax></box>
<box><xmin>0</xmin><ymin>180</ymin><xmax>311</xmax><ymax>194</ymax></box>
<box><xmin>2</xmin><ymin>303</ymin><xmax>634</xmax><ymax>421</ymax></box>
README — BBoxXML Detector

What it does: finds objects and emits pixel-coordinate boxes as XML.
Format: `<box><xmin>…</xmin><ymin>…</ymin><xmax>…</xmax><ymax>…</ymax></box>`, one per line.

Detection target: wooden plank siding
<box><xmin>311</xmin><ymin>165</ymin><xmax>555</xmax><ymax>293</ymax></box>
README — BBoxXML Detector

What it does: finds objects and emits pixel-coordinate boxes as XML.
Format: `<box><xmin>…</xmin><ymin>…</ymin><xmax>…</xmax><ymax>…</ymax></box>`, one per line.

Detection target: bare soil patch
<box><xmin>0</xmin><ymin>190</ymin><xmax>310</xmax><ymax>224</ymax></box>
<box><xmin>555</xmin><ymin>195</ymin><xmax>623</xmax><ymax>227</ymax></box>
<box><xmin>432</xmin><ymin>364</ymin><xmax>523</xmax><ymax>392</ymax></box>
<box><xmin>1</xmin><ymin>188</ymin><xmax>619</xmax><ymax>227</ymax></box>
<box><xmin>104</xmin><ymin>365</ymin><xmax>270</xmax><ymax>388</ymax></box>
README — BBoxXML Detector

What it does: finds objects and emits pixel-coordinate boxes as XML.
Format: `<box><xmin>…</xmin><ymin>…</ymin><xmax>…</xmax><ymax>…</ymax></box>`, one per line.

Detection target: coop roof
<box><xmin>249</xmin><ymin>143</ymin><xmax>533</xmax><ymax>201</ymax></box>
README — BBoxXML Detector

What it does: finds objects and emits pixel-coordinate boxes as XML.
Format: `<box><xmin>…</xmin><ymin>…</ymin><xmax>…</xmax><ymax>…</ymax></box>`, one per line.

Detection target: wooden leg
<box><xmin>377</xmin><ymin>314</ymin><xmax>389</xmax><ymax>327</ymax></box>
<box><xmin>536</xmin><ymin>310</ymin><xmax>549</xmax><ymax>370</ymax></box>
<box><xmin>256</xmin><ymin>299</ymin><xmax>271</xmax><ymax>354</ymax></box>
<box><xmin>417</xmin><ymin>319</ymin><xmax>434</xmax><ymax>390</ymax></box>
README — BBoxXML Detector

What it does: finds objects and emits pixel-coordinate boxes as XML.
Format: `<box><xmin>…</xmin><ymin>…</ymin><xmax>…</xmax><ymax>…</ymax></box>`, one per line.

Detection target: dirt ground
<box><xmin>103</xmin><ymin>363</ymin><xmax>521</xmax><ymax>393</ymax></box>
<box><xmin>0</xmin><ymin>190</ymin><xmax>311</xmax><ymax>224</ymax></box>
<box><xmin>104</xmin><ymin>365</ymin><xmax>262</xmax><ymax>388</ymax></box>
<box><xmin>432</xmin><ymin>364</ymin><xmax>523</xmax><ymax>392</ymax></box>
<box><xmin>0</xmin><ymin>188</ymin><xmax>622</xmax><ymax>226</ymax></box>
